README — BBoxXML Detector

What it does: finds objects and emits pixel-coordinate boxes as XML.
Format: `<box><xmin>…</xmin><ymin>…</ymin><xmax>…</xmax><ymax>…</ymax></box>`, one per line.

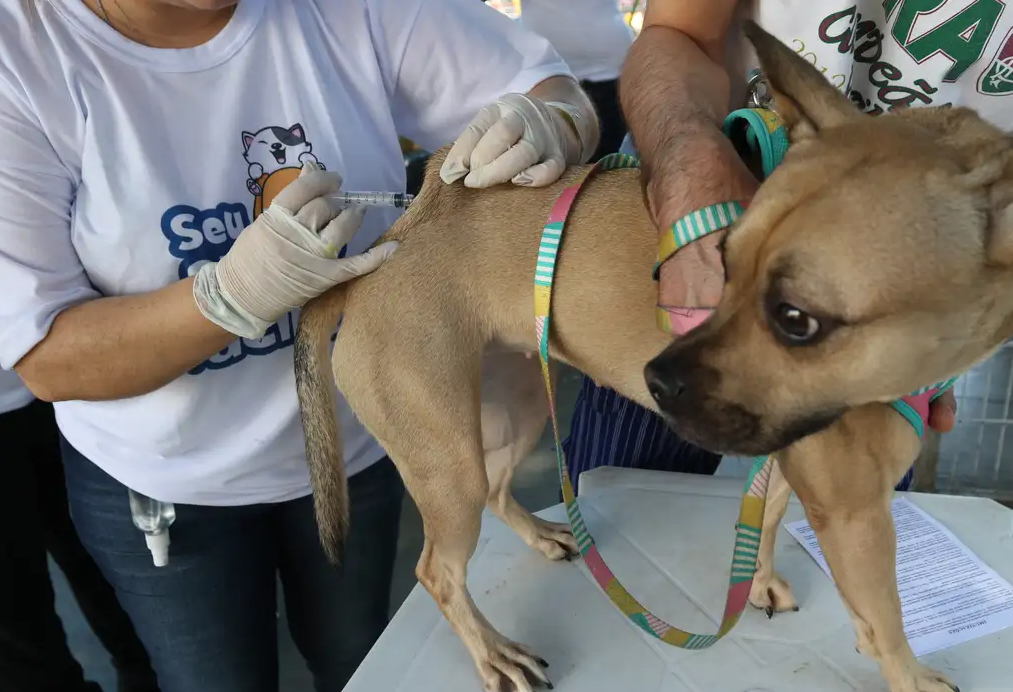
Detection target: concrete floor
<box><xmin>56</xmin><ymin>353</ymin><xmax>1013</xmax><ymax>689</ymax></box>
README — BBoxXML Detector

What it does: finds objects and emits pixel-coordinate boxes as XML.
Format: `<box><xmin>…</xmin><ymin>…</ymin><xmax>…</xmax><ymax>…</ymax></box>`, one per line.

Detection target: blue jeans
<box><xmin>565</xmin><ymin>133</ymin><xmax>916</xmax><ymax>493</ymax></box>
<box><xmin>61</xmin><ymin>437</ymin><xmax>405</xmax><ymax>692</ymax></box>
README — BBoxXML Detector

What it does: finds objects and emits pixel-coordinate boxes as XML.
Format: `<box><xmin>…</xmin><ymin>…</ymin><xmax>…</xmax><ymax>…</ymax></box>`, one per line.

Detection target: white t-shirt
<box><xmin>736</xmin><ymin>0</ymin><xmax>1013</xmax><ymax>128</ymax></box>
<box><xmin>0</xmin><ymin>369</ymin><xmax>34</xmax><ymax>415</ymax></box>
<box><xmin>0</xmin><ymin>0</ymin><xmax>570</xmax><ymax>506</ymax></box>
<box><xmin>519</xmin><ymin>0</ymin><xmax>634</xmax><ymax>82</ymax></box>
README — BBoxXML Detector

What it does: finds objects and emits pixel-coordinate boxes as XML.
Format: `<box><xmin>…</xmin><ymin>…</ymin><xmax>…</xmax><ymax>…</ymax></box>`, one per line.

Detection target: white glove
<box><xmin>440</xmin><ymin>93</ymin><xmax>594</xmax><ymax>189</ymax></box>
<box><xmin>193</xmin><ymin>162</ymin><xmax>398</xmax><ymax>339</ymax></box>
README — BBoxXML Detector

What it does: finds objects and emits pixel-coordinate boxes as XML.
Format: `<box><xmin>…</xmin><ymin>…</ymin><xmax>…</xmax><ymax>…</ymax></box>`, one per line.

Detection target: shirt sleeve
<box><xmin>0</xmin><ymin>80</ymin><xmax>98</xmax><ymax>370</ymax></box>
<box><xmin>369</xmin><ymin>0</ymin><xmax>574</xmax><ymax>152</ymax></box>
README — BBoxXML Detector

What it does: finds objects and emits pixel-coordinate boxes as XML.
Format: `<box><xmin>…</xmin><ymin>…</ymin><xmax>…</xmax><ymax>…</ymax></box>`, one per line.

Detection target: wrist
<box><xmin>646</xmin><ymin>134</ymin><xmax>759</xmax><ymax>231</ymax></box>
<box><xmin>547</xmin><ymin>101</ymin><xmax>596</xmax><ymax>164</ymax></box>
<box><xmin>192</xmin><ymin>260</ymin><xmax>273</xmax><ymax>340</ymax></box>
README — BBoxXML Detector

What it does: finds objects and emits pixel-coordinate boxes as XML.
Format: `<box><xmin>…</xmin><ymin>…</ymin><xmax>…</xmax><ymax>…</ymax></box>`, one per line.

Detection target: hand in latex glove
<box><xmin>440</xmin><ymin>93</ymin><xmax>593</xmax><ymax>189</ymax></box>
<box><xmin>193</xmin><ymin>162</ymin><xmax>398</xmax><ymax>339</ymax></box>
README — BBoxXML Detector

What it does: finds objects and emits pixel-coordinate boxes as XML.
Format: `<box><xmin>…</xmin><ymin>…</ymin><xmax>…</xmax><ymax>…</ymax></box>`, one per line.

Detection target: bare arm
<box><xmin>620</xmin><ymin>0</ymin><xmax>759</xmax><ymax>308</ymax></box>
<box><xmin>16</xmin><ymin>277</ymin><xmax>235</xmax><ymax>403</ymax></box>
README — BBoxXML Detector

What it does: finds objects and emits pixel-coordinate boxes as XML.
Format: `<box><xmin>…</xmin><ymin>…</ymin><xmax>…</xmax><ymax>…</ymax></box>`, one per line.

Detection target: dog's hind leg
<box><xmin>748</xmin><ymin>457</ymin><xmax>799</xmax><ymax>617</ymax></box>
<box><xmin>480</xmin><ymin>349</ymin><xmax>578</xmax><ymax>561</ymax></box>
<box><xmin>779</xmin><ymin>406</ymin><xmax>958</xmax><ymax>692</ymax></box>
<box><xmin>412</xmin><ymin>466</ymin><xmax>553</xmax><ymax>692</ymax></box>
<box><xmin>338</xmin><ymin>339</ymin><xmax>553</xmax><ymax>692</ymax></box>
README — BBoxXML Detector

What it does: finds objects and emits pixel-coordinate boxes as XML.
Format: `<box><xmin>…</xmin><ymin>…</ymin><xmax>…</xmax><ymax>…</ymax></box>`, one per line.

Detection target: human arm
<box><xmin>1</xmin><ymin>82</ymin><xmax>391</xmax><ymax>402</ymax></box>
<box><xmin>369</xmin><ymin>0</ymin><xmax>596</xmax><ymax>188</ymax></box>
<box><xmin>0</xmin><ymin>82</ymin><xmax>229</xmax><ymax>401</ymax></box>
<box><xmin>623</xmin><ymin>4</ymin><xmax>958</xmax><ymax>433</ymax></box>
<box><xmin>15</xmin><ymin>278</ymin><xmax>238</xmax><ymax>402</ymax></box>
<box><xmin>620</xmin><ymin>0</ymin><xmax>758</xmax><ymax>309</ymax></box>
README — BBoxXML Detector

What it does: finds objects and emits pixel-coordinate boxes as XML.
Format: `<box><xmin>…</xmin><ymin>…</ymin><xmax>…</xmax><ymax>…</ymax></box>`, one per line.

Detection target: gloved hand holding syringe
<box><xmin>332</xmin><ymin>191</ymin><xmax>415</xmax><ymax>209</ymax></box>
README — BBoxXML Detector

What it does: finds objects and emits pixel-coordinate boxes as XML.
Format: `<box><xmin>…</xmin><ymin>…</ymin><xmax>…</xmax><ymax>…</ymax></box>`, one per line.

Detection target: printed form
<box><xmin>784</xmin><ymin>497</ymin><xmax>1013</xmax><ymax>656</ymax></box>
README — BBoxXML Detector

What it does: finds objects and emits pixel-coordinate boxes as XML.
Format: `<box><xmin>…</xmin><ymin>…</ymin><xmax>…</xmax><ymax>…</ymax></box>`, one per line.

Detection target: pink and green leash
<box><xmin>533</xmin><ymin>109</ymin><xmax>779</xmax><ymax>648</ymax></box>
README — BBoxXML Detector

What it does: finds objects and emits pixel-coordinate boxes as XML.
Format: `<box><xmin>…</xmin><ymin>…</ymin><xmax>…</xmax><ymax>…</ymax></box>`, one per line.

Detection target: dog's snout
<box><xmin>645</xmin><ymin>362</ymin><xmax>685</xmax><ymax>406</ymax></box>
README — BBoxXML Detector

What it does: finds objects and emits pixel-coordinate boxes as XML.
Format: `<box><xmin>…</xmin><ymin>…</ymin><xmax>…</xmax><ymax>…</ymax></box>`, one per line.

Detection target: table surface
<box><xmin>344</xmin><ymin>467</ymin><xmax>1013</xmax><ymax>692</ymax></box>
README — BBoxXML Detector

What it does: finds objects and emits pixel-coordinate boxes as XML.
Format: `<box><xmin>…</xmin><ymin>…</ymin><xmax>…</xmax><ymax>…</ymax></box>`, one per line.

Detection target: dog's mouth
<box><xmin>658</xmin><ymin>399</ymin><xmax>845</xmax><ymax>457</ymax></box>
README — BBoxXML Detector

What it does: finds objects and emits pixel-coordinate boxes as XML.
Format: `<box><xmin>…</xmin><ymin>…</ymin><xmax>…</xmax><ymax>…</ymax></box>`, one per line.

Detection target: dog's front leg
<box><xmin>747</xmin><ymin>457</ymin><xmax>799</xmax><ymax>617</ymax></box>
<box><xmin>778</xmin><ymin>409</ymin><xmax>958</xmax><ymax>692</ymax></box>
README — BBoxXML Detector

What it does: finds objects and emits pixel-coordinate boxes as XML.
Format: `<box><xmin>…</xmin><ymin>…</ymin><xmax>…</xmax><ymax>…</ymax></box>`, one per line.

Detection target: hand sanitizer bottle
<box><xmin>128</xmin><ymin>488</ymin><xmax>176</xmax><ymax>567</ymax></box>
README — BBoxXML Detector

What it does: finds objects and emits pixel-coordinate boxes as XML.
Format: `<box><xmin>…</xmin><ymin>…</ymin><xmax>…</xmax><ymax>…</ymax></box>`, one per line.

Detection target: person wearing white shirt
<box><xmin>0</xmin><ymin>369</ymin><xmax>158</xmax><ymax>692</ymax></box>
<box><xmin>0</xmin><ymin>1</ymin><xmax>597</xmax><ymax>689</ymax></box>
<box><xmin>518</xmin><ymin>0</ymin><xmax>635</xmax><ymax>159</ymax></box>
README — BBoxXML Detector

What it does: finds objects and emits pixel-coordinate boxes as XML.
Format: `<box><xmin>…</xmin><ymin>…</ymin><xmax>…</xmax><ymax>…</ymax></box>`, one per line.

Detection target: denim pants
<box><xmin>61</xmin><ymin>437</ymin><xmax>405</xmax><ymax>692</ymax></box>
<box><xmin>564</xmin><ymin>133</ymin><xmax>916</xmax><ymax>492</ymax></box>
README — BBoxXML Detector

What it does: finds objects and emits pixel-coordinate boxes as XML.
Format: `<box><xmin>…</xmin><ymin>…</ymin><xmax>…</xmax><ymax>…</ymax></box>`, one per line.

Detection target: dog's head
<box><xmin>644</xmin><ymin>21</ymin><xmax>1013</xmax><ymax>457</ymax></box>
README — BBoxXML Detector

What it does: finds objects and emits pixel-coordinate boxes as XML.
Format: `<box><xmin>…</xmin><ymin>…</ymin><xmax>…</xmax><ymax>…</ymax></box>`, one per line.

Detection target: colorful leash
<box><xmin>534</xmin><ymin>107</ymin><xmax>785</xmax><ymax>648</ymax></box>
<box><xmin>534</xmin><ymin>105</ymin><xmax>960</xmax><ymax>647</ymax></box>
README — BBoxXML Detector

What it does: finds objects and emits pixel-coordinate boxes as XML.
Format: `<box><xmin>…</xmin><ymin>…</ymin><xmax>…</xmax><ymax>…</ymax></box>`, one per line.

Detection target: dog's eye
<box><xmin>771</xmin><ymin>302</ymin><xmax>821</xmax><ymax>343</ymax></box>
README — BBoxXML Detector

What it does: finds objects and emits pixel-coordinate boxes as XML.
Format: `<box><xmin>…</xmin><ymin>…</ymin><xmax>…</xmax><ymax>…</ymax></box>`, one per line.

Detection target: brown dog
<box><xmin>295</xmin><ymin>22</ymin><xmax>1013</xmax><ymax>692</ymax></box>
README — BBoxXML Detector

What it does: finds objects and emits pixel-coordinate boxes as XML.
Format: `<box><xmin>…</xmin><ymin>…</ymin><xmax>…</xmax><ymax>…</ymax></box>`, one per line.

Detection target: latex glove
<box><xmin>193</xmin><ymin>162</ymin><xmax>398</xmax><ymax>339</ymax></box>
<box><xmin>440</xmin><ymin>93</ymin><xmax>593</xmax><ymax>189</ymax></box>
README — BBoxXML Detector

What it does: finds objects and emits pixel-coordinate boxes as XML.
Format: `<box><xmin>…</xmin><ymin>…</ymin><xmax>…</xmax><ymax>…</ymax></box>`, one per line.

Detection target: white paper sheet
<box><xmin>784</xmin><ymin>497</ymin><xmax>1013</xmax><ymax>656</ymax></box>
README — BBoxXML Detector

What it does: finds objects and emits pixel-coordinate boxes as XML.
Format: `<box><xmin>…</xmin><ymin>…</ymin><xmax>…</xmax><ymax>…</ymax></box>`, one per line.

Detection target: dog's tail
<box><xmin>294</xmin><ymin>284</ymin><xmax>350</xmax><ymax>565</ymax></box>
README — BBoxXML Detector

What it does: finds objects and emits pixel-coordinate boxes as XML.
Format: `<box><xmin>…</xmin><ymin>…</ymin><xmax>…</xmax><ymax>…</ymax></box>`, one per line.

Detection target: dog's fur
<box><xmin>294</xmin><ymin>23</ymin><xmax>1013</xmax><ymax>692</ymax></box>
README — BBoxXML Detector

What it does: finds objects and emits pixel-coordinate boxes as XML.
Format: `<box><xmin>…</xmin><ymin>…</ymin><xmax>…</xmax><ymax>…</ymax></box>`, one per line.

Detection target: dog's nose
<box><xmin>645</xmin><ymin>365</ymin><xmax>685</xmax><ymax>406</ymax></box>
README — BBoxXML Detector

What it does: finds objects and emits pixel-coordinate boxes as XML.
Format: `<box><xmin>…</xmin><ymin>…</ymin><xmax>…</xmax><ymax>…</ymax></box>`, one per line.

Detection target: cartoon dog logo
<box><xmin>242</xmin><ymin>123</ymin><xmax>323</xmax><ymax>219</ymax></box>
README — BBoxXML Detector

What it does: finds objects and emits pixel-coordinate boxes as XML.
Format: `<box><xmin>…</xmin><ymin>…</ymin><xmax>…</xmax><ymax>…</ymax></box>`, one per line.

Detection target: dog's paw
<box><xmin>477</xmin><ymin>637</ymin><xmax>553</xmax><ymax>691</ymax></box>
<box><xmin>528</xmin><ymin>518</ymin><xmax>580</xmax><ymax>562</ymax></box>
<box><xmin>748</xmin><ymin>571</ymin><xmax>798</xmax><ymax>617</ymax></box>
<box><xmin>884</xmin><ymin>662</ymin><xmax>959</xmax><ymax>692</ymax></box>
<box><xmin>909</xmin><ymin>663</ymin><xmax>959</xmax><ymax>692</ymax></box>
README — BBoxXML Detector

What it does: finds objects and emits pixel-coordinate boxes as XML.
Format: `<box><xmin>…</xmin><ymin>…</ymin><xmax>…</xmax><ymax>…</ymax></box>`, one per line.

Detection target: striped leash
<box><xmin>534</xmin><ymin>109</ymin><xmax>781</xmax><ymax>648</ymax></box>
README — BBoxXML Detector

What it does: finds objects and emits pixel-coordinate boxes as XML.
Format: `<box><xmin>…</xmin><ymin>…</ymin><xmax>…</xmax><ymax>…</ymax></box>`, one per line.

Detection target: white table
<box><xmin>344</xmin><ymin>468</ymin><xmax>1013</xmax><ymax>691</ymax></box>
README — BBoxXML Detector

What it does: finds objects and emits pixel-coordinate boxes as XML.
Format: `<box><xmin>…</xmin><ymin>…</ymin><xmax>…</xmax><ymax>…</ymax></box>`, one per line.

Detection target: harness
<box><xmin>533</xmin><ymin>106</ymin><xmax>956</xmax><ymax>649</ymax></box>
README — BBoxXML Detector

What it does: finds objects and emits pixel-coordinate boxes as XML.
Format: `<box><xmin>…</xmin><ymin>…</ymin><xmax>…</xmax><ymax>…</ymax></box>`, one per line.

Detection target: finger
<box><xmin>463</xmin><ymin>140</ymin><xmax>540</xmax><ymax>189</ymax></box>
<box><xmin>441</xmin><ymin>106</ymin><xmax>501</xmax><ymax>184</ymax></box>
<box><xmin>470</xmin><ymin>110</ymin><xmax>526</xmax><ymax>170</ymax></box>
<box><xmin>319</xmin><ymin>206</ymin><xmax>366</xmax><ymax>256</ymax></box>
<box><xmin>273</xmin><ymin>169</ymin><xmax>343</xmax><ymax>212</ymax></box>
<box><xmin>928</xmin><ymin>389</ymin><xmax>957</xmax><ymax>433</ymax></box>
<box><xmin>512</xmin><ymin>155</ymin><xmax>566</xmax><ymax>187</ymax></box>
<box><xmin>294</xmin><ymin>196</ymin><xmax>341</xmax><ymax>233</ymax></box>
<box><xmin>329</xmin><ymin>241</ymin><xmax>399</xmax><ymax>280</ymax></box>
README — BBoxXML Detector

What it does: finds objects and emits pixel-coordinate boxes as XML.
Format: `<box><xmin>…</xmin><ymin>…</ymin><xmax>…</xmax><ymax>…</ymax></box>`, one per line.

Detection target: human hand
<box><xmin>193</xmin><ymin>162</ymin><xmax>398</xmax><ymax>339</ymax></box>
<box><xmin>651</xmin><ymin>134</ymin><xmax>759</xmax><ymax>320</ymax></box>
<box><xmin>928</xmin><ymin>390</ymin><xmax>957</xmax><ymax>433</ymax></box>
<box><xmin>440</xmin><ymin>93</ymin><xmax>592</xmax><ymax>188</ymax></box>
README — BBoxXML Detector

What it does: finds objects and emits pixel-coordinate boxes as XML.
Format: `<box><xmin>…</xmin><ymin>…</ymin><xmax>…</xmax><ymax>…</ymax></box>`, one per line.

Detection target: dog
<box><xmin>294</xmin><ymin>22</ymin><xmax>1013</xmax><ymax>692</ymax></box>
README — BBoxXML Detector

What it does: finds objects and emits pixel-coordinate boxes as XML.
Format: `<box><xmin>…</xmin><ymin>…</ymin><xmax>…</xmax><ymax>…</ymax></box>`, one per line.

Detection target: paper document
<box><xmin>784</xmin><ymin>497</ymin><xmax>1013</xmax><ymax>656</ymax></box>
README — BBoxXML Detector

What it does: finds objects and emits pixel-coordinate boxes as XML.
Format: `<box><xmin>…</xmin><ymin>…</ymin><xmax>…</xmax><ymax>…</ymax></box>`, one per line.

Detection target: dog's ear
<box><xmin>743</xmin><ymin>20</ymin><xmax>860</xmax><ymax>140</ymax></box>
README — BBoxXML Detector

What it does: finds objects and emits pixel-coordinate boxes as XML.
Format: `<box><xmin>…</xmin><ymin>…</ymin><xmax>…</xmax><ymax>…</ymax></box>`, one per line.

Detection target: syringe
<box><xmin>332</xmin><ymin>191</ymin><xmax>415</xmax><ymax>209</ymax></box>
